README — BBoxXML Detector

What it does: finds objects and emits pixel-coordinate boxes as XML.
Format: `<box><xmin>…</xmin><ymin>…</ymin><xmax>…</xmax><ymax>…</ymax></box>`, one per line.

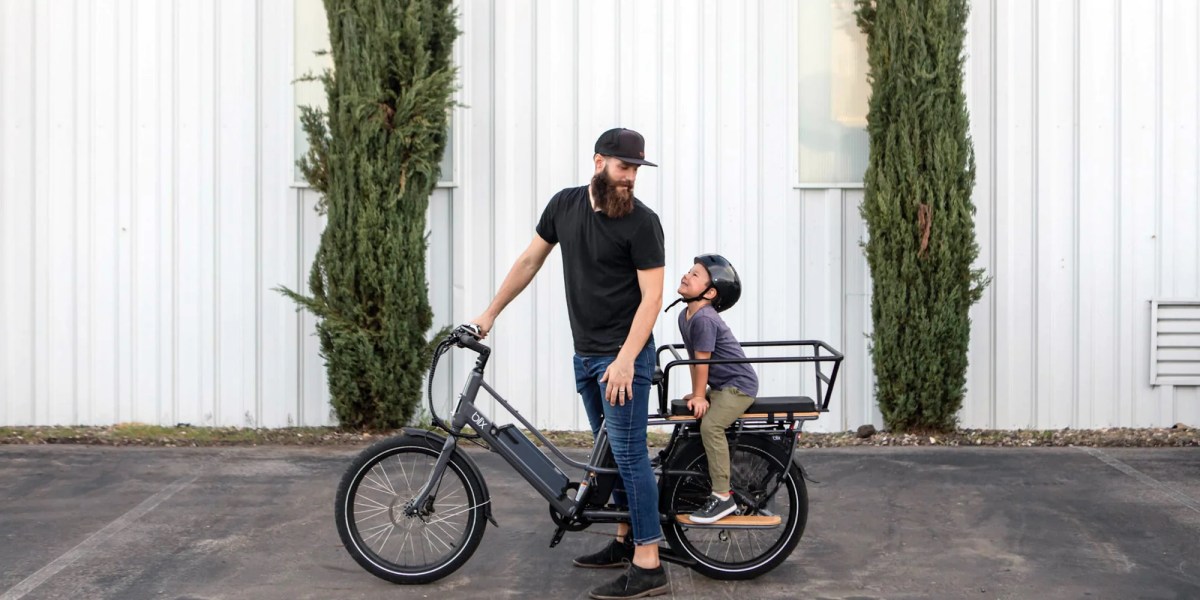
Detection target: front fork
<box><xmin>402</xmin><ymin>433</ymin><xmax>460</xmax><ymax>518</ymax></box>
<box><xmin>405</xmin><ymin>361</ymin><xmax>485</xmax><ymax>519</ymax></box>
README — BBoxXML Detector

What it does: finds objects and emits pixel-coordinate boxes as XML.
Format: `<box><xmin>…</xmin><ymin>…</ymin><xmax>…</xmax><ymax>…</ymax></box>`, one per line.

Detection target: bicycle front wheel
<box><xmin>335</xmin><ymin>433</ymin><xmax>488</xmax><ymax>584</ymax></box>
<box><xmin>663</xmin><ymin>434</ymin><xmax>808</xmax><ymax>580</ymax></box>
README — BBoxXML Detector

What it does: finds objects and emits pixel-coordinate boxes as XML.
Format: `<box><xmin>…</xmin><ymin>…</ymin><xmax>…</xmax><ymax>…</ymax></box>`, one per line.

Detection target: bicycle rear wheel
<box><xmin>335</xmin><ymin>433</ymin><xmax>488</xmax><ymax>584</ymax></box>
<box><xmin>663</xmin><ymin>434</ymin><xmax>808</xmax><ymax>580</ymax></box>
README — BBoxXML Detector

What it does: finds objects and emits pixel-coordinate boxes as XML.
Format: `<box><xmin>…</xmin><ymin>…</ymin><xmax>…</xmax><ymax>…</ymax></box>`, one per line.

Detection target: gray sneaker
<box><xmin>689</xmin><ymin>493</ymin><xmax>737</xmax><ymax>524</ymax></box>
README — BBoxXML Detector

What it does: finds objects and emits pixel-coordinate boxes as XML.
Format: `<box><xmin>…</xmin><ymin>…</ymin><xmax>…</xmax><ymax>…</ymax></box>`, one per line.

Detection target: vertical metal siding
<box><xmin>2</xmin><ymin>0</ymin><xmax>1199</xmax><ymax>430</ymax></box>
<box><xmin>0</xmin><ymin>0</ymin><xmax>305</xmax><ymax>427</ymax></box>
<box><xmin>458</xmin><ymin>0</ymin><xmax>857</xmax><ymax>432</ymax></box>
<box><xmin>453</xmin><ymin>0</ymin><xmax>1200</xmax><ymax>432</ymax></box>
<box><xmin>982</xmin><ymin>0</ymin><xmax>1200</xmax><ymax>428</ymax></box>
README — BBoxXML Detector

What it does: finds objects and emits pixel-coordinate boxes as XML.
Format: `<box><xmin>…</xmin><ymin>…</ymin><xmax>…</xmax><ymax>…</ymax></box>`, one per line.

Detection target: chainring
<box><xmin>548</xmin><ymin>482</ymin><xmax>591</xmax><ymax>532</ymax></box>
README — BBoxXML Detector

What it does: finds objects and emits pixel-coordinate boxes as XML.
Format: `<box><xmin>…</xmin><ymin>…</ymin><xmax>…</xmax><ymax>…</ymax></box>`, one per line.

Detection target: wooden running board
<box><xmin>675</xmin><ymin>514</ymin><xmax>782</xmax><ymax>529</ymax></box>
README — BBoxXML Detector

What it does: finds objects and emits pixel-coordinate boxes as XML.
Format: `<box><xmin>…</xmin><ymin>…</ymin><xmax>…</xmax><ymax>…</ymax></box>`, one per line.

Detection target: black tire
<box><xmin>663</xmin><ymin>434</ymin><xmax>808</xmax><ymax>580</ymax></box>
<box><xmin>334</xmin><ymin>433</ymin><xmax>488</xmax><ymax>584</ymax></box>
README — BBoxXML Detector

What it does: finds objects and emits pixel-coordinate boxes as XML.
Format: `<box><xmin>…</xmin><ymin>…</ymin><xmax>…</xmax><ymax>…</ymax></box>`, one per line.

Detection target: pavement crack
<box><xmin>1078</xmin><ymin>447</ymin><xmax>1200</xmax><ymax>516</ymax></box>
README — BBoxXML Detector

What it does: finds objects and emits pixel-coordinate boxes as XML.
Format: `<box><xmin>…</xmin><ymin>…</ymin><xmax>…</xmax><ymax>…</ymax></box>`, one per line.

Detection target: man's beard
<box><xmin>591</xmin><ymin>167</ymin><xmax>634</xmax><ymax>218</ymax></box>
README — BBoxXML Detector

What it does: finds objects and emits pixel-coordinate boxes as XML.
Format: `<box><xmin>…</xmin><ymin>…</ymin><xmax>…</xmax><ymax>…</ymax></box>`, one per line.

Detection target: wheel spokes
<box><xmin>350</xmin><ymin>449</ymin><xmax>474</xmax><ymax>570</ymax></box>
<box><xmin>673</xmin><ymin>445</ymin><xmax>798</xmax><ymax>570</ymax></box>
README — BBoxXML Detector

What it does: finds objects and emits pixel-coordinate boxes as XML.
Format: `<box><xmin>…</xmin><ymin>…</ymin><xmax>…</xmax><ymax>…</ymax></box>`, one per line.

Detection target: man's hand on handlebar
<box><xmin>454</xmin><ymin>323</ymin><xmax>483</xmax><ymax>339</ymax></box>
<box><xmin>468</xmin><ymin>314</ymin><xmax>494</xmax><ymax>339</ymax></box>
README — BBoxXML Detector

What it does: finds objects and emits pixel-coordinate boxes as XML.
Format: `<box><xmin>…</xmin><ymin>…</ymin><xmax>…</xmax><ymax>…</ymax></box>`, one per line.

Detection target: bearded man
<box><xmin>471</xmin><ymin>128</ymin><xmax>669</xmax><ymax>599</ymax></box>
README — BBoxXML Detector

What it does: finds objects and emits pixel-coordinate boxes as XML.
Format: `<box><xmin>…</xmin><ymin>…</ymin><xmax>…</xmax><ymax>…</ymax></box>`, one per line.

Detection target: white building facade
<box><xmin>2</xmin><ymin>0</ymin><xmax>1198</xmax><ymax>431</ymax></box>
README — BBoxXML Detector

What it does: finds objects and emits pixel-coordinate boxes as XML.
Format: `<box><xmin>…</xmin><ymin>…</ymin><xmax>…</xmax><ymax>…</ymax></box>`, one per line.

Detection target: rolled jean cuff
<box><xmin>633</xmin><ymin>534</ymin><xmax>664</xmax><ymax>546</ymax></box>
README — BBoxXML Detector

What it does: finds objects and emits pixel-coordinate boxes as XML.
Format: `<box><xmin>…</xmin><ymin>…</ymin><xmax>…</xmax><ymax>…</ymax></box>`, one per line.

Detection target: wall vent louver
<box><xmin>1151</xmin><ymin>300</ymin><xmax>1200</xmax><ymax>386</ymax></box>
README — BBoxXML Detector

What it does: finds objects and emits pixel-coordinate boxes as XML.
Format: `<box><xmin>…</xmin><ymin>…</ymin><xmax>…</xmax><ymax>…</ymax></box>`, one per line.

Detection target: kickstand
<box><xmin>549</xmin><ymin>526</ymin><xmax>566</xmax><ymax>548</ymax></box>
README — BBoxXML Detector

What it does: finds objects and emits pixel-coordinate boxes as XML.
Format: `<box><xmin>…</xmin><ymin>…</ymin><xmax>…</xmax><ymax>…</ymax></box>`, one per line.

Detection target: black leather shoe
<box><xmin>573</xmin><ymin>538</ymin><xmax>634</xmax><ymax>568</ymax></box>
<box><xmin>589</xmin><ymin>563</ymin><xmax>670</xmax><ymax>599</ymax></box>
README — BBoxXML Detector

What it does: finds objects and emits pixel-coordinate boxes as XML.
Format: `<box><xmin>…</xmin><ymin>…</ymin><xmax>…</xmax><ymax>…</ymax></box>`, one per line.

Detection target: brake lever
<box><xmin>451</xmin><ymin>323</ymin><xmax>483</xmax><ymax>345</ymax></box>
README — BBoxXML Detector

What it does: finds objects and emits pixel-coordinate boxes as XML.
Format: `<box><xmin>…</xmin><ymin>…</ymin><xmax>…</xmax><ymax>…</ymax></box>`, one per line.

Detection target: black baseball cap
<box><xmin>594</xmin><ymin>128</ymin><xmax>658</xmax><ymax>167</ymax></box>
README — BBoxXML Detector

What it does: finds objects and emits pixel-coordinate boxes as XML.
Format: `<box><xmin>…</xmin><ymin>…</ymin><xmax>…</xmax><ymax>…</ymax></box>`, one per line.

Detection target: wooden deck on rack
<box><xmin>675</xmin><ymin>514</ymin><xmax>782</xmax><ymax>528</ymax></box>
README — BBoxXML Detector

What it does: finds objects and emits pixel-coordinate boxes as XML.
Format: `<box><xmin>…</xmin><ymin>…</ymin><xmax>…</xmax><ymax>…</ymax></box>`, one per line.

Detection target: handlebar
<box><xmin>456</xmin><ymin>322</ymin><xmax>483</xmax><ymax>339</ymax></box>
<box><xmin>450</xmin><ymin>323</ymin><xmax>489</xmax><ymax>354</ymax></box>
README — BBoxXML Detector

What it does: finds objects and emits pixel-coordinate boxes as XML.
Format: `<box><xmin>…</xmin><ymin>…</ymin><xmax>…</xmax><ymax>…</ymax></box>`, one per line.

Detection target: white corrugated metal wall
<box><xmin>0</xmin><ymin>0</ymin><xmax>305</xmax><ymax>427</ymax></box>
<box><xmin>986</xmin><ymin>0</ymin><xmax>1200</xmax><ymax>429</ymax></box>
<box><xmin>451</xmin><ymin>0</ymin><xmax>865</xmax><ymax>433</ymax></box>
<box><xmin>2</xmin><ymin>0</ymin><xmax>1198</xmax><ymax>430</ymax></box>
<box><xmin>454</xmin><ymin>0</ymin><xmax>1200</xmax><ymax>432</ymax></box>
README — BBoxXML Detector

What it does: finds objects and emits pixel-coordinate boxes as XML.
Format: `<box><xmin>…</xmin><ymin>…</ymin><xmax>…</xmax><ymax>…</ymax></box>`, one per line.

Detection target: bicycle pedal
<box><xmin>549</xmin><ymin>526</ymin><xmax>566</xmax><ymax>548</ymax></box>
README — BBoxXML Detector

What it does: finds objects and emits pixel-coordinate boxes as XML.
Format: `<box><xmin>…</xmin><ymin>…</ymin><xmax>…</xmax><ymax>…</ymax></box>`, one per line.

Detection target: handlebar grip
<box><xmin>450</xmin><ymin>323</ymin><xmax>484</xmax><ymax>347</ymax></box>
<box><xmin>451</xmin><ymin>323</ymin><xmax>489</xmax><ymax>355</ymax></box>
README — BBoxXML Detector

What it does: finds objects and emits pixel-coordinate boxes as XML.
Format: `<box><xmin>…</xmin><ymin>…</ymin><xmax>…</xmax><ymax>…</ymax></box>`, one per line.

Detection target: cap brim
<box><xmin>610</xmin><ymin>156</ymin><xmax>658</xmax><ymax>167</ymax></box>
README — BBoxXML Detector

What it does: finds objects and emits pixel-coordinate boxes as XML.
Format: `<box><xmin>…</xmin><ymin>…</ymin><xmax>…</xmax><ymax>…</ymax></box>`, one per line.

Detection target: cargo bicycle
<box><xmin>334</xmin><ymin>324</ymin><xmax>843</xmax><ymax>583</ymax></box>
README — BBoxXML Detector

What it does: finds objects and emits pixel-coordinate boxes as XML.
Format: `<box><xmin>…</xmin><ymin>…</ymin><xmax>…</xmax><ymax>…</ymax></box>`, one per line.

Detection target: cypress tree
<box><xmin>280</xmin><ymin>0</ymin><xmax>458</xmax><ymax>430</ymax></box>
<box><xmin>854</xmin><ymin>0</ymin><xmax>989</xmax><ymax>432</ymax></box>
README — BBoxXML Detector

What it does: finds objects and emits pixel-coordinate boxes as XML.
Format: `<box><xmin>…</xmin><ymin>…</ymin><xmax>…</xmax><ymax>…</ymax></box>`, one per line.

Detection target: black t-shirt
<box><xmin>536</xmin><ymin>185</ymin><xmax>665</xmax><ymax>355</ymax></box>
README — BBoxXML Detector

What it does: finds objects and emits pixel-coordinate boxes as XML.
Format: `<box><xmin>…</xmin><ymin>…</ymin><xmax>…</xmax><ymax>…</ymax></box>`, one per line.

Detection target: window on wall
<box><xmin>798</xmin><ymin>0</ymin><xmax>870</xmax><ymax>185</ymax></box>
<box><xmin>293</xmin><ymin>0</ymin><xmax>454</xmax><ymax>186</ymax></box>
<box><xmin>294</xmin><ymin>0</ymin><xmax>332</xmax><ymax>185</ymax></box>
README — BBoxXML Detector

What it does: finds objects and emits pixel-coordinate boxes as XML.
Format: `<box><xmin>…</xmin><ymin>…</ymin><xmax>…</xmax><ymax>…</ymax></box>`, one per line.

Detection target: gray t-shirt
<box><xmin>678</xmin><ymin>305</ymin><xmax>758</xmax><ymax>397</ymax></box>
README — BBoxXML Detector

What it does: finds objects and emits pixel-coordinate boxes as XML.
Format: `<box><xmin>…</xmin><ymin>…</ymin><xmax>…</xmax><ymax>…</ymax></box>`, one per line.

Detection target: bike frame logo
<box><xmin>470</xmin><ymin>411</ymin><xmax>488</xmax><ymax>429</ymax></box>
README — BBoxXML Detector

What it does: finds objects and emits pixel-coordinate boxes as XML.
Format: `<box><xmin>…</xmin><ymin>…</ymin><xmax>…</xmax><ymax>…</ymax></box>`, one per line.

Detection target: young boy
<box><xmin>674</xmin><ymin>254</ymin><xmax>759</xmax><ymax>524</ymax></box>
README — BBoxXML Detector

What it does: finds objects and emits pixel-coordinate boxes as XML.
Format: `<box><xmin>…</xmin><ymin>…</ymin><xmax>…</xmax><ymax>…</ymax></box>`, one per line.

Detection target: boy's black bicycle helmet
<box><xmin>694</xmin><ymin>254</ymin><xmax>741</xmax><ymax>312</ymax></box>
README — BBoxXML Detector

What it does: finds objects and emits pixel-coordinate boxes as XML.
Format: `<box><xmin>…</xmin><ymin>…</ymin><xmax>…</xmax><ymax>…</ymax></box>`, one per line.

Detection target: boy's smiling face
<box><xmin>678</xmin><ymin>263</ymin><xmax>716</xmax><ymax>301</ymax></box>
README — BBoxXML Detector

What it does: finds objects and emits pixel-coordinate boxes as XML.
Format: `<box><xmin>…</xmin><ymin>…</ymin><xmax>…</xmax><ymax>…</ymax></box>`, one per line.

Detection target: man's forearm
<box><xmin>482</xmin><ymin>258</ymin><xmax>540</xmax><ymax>319</ymax></box>
<box><xmin>617</xmin><ymin>294</ymin><xmax>662</xmax><ymax>363</ymax></box>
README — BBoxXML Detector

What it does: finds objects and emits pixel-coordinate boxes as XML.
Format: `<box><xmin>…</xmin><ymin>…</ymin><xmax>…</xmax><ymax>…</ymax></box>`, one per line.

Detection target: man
<box><xmin>471</xmin><ymin>128</ymin><xmax>669</xmax><ymax>599</ymax></box>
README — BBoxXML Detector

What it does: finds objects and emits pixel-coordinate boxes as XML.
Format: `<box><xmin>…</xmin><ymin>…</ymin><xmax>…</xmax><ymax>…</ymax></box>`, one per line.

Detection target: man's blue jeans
<box><xmin>573</xmin><ymin>339</ymin><xmax>663</xmax><ymax>545</ymax></box>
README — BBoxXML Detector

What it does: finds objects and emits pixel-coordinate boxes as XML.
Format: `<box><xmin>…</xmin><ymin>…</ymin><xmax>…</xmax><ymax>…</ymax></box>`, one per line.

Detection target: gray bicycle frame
<box><xmin>404</xmin><ymin>339</ymin><xmax>713</xmax><ymax>525</ymax></box>
<box><xmin>402</xmin><ymin>328</ymin><xmax>844</xmax><ymax>530</ymax></box>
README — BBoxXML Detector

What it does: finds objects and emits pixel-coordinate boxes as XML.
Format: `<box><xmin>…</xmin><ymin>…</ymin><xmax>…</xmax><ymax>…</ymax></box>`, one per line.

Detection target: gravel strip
<box><xmin>1</xmin><ymin>423</ymin><xmax>1196</xmax><ymax>448</ymax></box>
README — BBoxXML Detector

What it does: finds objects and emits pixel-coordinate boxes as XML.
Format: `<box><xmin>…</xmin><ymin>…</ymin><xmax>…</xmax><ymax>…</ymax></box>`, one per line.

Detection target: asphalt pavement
<box><xmin>1</xmin><ymin>443</ymin><xmax>1199</xmax><ymax>599</ymax></box>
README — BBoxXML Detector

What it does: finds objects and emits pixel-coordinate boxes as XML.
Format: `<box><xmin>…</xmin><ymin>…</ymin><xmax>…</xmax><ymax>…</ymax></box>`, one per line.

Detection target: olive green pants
<box><xmin>699</xmin><ymin>386</ymin><xmax>756</xmax><ymax>494</ymax></box>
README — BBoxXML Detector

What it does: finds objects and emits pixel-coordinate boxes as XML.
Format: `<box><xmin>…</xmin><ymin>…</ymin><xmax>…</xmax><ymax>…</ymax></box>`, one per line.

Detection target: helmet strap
<box><xmin>664</xmin><ymin>284</ymin><xmax>714</xmax><ymax>313</ymax></box>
